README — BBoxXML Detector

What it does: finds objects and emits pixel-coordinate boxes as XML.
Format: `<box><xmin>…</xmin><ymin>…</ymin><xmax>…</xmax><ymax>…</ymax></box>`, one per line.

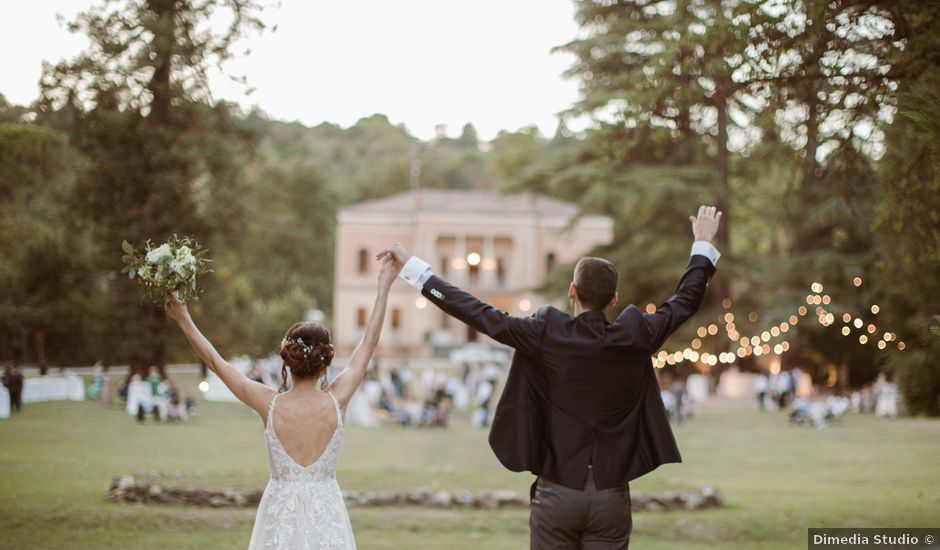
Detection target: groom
<box><xmin>380</xmin><ymin>205</ymin><xmax>722</xmax><ymax>549</ymax></box>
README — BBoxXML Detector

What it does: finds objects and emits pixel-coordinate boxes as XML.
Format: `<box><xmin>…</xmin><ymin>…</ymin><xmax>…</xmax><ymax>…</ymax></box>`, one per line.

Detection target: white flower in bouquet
<box><xmin>122</xmin><ymin>235</ymin><xmax>212</xmax><ymax>304</ymax></box>
<box><xmin>146</xmin><ymin>243</ymin><xmax>173</xmax><ymax>264</ymax></box>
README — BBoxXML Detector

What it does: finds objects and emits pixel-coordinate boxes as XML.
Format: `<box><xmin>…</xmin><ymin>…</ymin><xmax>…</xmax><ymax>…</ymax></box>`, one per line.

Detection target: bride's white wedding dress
<box><xmin>248</xmin><ymin>391</ymin><xmax>357</xmax><ymax>550</ymax></box>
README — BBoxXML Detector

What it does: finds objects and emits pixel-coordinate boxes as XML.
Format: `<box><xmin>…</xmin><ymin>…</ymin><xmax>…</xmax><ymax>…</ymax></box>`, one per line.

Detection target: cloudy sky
<box><xmin>0</xmin><ymin>1</ymin><xmax>585</xmax><ymax>140</ymax></box>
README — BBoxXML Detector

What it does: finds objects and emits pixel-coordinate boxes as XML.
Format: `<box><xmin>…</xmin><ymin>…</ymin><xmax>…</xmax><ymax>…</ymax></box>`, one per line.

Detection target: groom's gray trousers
<box><xmin>530</xmin><ymin>467</ymin><xmax>632</xmax><ymax>549</ymax></box>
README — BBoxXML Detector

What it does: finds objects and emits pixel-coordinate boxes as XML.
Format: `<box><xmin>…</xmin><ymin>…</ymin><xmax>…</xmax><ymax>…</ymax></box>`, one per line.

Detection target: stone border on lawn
<box><xmin>107</xmin><ymin>474</ymin><xmax>723</xmax><ymax>512</ymax></box>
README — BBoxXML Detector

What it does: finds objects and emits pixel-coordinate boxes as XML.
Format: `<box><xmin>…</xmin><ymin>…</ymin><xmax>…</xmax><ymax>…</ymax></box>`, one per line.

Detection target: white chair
<box><xmin>0</xmin><ymin>386</ymin><xmax>10</xmax><ymax>419</ymax></box>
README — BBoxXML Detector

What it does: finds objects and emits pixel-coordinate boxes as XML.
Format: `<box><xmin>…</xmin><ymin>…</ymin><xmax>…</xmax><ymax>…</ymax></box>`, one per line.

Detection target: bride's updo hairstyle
<box><xmin>278</xmin><ymin>322</ymin><xmax>334</xmax><ymax>392</ymax></box>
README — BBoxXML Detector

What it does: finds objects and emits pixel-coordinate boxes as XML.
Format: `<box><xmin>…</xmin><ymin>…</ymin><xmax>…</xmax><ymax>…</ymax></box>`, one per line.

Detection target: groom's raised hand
<box><xmin>689</xmin><ymin>205</ymin><xmax>722</xmax><ymax>242</ymax></box>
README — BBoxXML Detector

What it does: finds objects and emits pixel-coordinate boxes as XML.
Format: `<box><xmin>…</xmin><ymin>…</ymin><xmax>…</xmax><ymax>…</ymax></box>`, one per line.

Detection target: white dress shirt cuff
<box><xmin>399</xmin><ymin>256</ymin><xmax>433</xmax><ymax>289</ymax></box>
<box><xmin>691</xmin><ymin>241</ymin><xmax>720</xmax><ymax>266</ymax></box>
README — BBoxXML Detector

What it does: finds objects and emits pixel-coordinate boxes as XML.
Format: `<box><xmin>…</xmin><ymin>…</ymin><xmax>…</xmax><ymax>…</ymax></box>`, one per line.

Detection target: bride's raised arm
<box><xmin>329</xmin><ymin>254</ymin><xmax>400</xmax><ymax>409</ymax></box>
<box><xmin>165</xmin><ymin>294</ymin><xmax>275</xmax><ymax>420</ymax></box>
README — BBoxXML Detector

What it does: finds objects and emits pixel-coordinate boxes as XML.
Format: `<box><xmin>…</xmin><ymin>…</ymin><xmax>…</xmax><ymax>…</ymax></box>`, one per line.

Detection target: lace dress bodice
<box><xmin>248</xmin><ymin>391</ymin><xmax>357</xmax><ymax>550</ymax></box>
<box><xmin>265</xmin><ymin>391</ymin><xmax>343</xmax><ymax>482</ymax></box>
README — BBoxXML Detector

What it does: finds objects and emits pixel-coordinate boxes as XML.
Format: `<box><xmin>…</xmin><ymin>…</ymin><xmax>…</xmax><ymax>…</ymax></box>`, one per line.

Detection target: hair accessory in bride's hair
<box><xmin>282</xmin><ymin>336</ymin><xmax>315</xmax><ymax>357</ymax></box>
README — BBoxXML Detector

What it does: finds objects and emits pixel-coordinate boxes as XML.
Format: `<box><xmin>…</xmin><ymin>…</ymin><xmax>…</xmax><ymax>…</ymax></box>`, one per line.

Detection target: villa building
<box><xmin>332</xmin><ymin>189</ymin><xmax>613</xmax><ymax>355</ymax></box>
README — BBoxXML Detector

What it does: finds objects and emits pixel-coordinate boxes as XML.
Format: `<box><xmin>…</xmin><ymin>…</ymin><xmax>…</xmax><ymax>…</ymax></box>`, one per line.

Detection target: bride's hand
<box><xmin>376</xmin><ymin>243</ymin><xmax>410</xmax><ymax>266</ymax></box>
<box><xmin>164</xmin><ymin>293</ymin><xmax>191</xmax><ymax>323</ymax></box>
<box><xmin>377</xmin><ymin>255</ymin><xmax>401</xmax><ymax>290</ymax></box>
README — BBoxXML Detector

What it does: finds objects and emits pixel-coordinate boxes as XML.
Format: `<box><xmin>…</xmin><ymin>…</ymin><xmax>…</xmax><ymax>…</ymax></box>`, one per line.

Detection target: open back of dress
<box><xmin>248</xmin><ymin>391</ymin><xmax>357</xmax><ymax>550</ymax></box>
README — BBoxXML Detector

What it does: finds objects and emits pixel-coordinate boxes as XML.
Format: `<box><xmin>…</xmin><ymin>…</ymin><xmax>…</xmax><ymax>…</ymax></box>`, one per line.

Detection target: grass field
<box><xmin>1</xmin><ymin>375</ymin><xmax>938</xmax><ymax>549</ymax></box>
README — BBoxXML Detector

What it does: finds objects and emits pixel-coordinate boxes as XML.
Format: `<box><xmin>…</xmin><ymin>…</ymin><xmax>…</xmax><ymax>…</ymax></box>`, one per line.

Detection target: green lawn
<box><xmin>1</xmin><ymin>377</ymin><xmax>938</xmax><ymax>549</ymax></box>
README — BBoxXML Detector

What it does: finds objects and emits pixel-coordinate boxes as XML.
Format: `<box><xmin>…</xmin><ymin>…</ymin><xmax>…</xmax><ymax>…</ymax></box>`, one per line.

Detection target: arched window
<box><xmin>546</xmin><ymin>252</ymin><xmax>557</xmax><ymax>273</ymax></box>
<box><xmin>357</xmin><ymin>248</ymin><xmax>369</xmax><ymax>274</ymax></box>
<box><xmin>356</xmin><ymin>307</ymin><xmax>367</xmax><ymax>328</ymax></box>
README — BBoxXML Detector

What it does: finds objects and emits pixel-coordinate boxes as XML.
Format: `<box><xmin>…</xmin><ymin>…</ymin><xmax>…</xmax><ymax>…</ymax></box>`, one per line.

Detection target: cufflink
<box><xmin>430</xmin><ymin>289</ymin><xmax>443</xmax><ymax>299</ymax></box>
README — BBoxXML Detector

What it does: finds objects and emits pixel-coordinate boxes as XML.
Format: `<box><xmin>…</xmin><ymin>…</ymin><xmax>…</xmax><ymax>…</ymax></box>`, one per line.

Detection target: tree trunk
<box><xmin>0</xmin><ymin>331</ymin><xmax>8</xmax><ymax>364</ymax></box>
<box><xmin>146</xmin><ymin>0</ymin><xmax>176</xmax><ymax>125</ymax></box>
<box><xmin>20</xmin><ymin>328</ymin><xmax>31</xmax><ymax>368</ymax></box>
<box><xmin>34</xmin><ymin>328</ymin><xmax>47</xmax><ymax>370</ymax></box>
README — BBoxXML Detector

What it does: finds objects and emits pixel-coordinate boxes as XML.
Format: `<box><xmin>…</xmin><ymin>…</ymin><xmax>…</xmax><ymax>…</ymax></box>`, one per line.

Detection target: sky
<box><xmin>0</xmin><ymin>1</ymin><xmax>585</xmax><ymax>140</ymax></box>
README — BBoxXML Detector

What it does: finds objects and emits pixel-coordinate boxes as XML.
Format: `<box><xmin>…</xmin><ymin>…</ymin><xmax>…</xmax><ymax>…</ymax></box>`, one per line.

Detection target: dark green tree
<box><xmin>36</xmin><ymin>0</ymin><xmax>266</xmax><ymax>375</ymax></box>
<box><xmin>875</xmin><ymin>87</ymin><xmax>940</xmax><ymax>415</ymax></box>
<box><xmin>0</xmin><ymin>124</ymin><xmax>95</xmax><ymax>367</ymax></box>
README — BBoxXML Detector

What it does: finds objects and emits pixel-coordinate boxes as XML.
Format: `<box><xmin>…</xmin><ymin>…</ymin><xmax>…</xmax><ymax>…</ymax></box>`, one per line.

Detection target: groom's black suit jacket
<box><xmin>420</xmin><ymin>254</ymin><xmax>716</xmax><ymax>491</ymax></box>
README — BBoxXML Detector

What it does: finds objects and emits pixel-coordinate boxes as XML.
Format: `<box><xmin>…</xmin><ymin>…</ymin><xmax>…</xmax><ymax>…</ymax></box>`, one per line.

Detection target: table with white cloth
<box><xmin>21</xmin><ymin>375</ymin><xmax>85</xmax><ymax>403</ymax></box>
<box><xmin>0</xmin><ymin>386</ymin><xmax>9</xmax><ymax>419</ymax></box>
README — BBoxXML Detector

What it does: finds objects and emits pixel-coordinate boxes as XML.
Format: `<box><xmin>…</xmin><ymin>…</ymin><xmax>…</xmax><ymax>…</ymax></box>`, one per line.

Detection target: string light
<box><xmin>652</xmin><ymin>275</ymin><xmax>906</xmax><ymax>368</ymax></box>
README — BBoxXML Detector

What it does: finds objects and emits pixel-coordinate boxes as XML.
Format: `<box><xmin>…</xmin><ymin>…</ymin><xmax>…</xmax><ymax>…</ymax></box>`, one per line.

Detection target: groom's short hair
<box><xmin>573</xmin><ymin>257</ymin><xmax>618</xmax><ymax>310</ymax></box>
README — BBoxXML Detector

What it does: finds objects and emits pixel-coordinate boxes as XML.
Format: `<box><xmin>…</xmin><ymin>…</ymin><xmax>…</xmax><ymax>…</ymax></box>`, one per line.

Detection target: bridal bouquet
<box><xmin>121</xmin><ymin>234</ymin><xmax>211</xmax><ymax>304</ymax></box>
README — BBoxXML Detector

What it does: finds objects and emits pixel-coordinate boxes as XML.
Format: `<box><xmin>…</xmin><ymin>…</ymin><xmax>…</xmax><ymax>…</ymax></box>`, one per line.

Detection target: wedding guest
<box><xmin>775</xmin><ymin>369</ymin><xmax>793</xmax><ymax>408</ymax></box>
<box><xmin>754</xmin><ymin>372</ymin><xmax>769</xmax><ymax>411</ymax></box>
<box><xmin>166</xmin><ymin>386</ymin><xmax>188</xmax><ymax>422</ymax></box>
<box><xmin>670</xmin><ymin>378</ymin><xmax>689</xmax><ymax>424</ymax></box>
<box><xmin>147</xmin><ymin>366</ymin><xmax>162</xmax><ymax>396</ymax></box>
<box><xmin>660</xmin><ymin>390</ymin><xmax>677</xmax><ymax>421</ymax></box>
<box><xmin>89</xmin><ymin>362</ymin><xmax>104</xmax><ymax>400</ymax></box>
<box><xmin>389</xmin><ymin>367</ymin><xmax>404</xmax><ymax>398</ymax></box>
<box><xmin>2</xmin><ymin>365</ymin><xmax>24</xmax><ymax>413</ymax></box>
<box><xmin>100</xmin><ymin>365</ymin><xmax>112</xmax><ymax>408</ymax></box>
<box><xmin>474</xmin><ymin>376</ymin><xmax>495</xmax><ymax>428</ymax></box>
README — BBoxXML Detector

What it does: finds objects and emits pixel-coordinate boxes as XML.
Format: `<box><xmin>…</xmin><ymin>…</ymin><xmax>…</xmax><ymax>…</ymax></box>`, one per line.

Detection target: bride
<box><xmin>164</xmin><ymin>253</ymin><xmax>400</xmax><ymax>549</ymax></box>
